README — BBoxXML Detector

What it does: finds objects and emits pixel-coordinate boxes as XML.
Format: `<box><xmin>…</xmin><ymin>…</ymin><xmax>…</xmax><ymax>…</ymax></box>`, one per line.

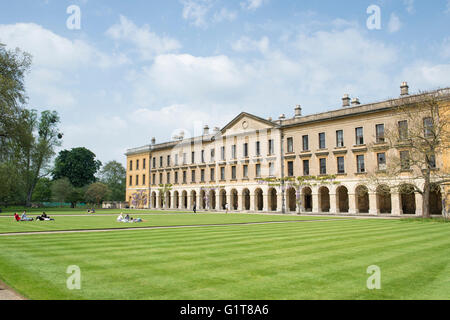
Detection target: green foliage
<box><xmin>98</xmin><ymin>161</ymin><xmax>126</xmax><ymax>201</ymax></box>
<box><xmin>32</xmin><ymin>178</ymin><xmax>52</xmax><ymax>202</ymax></box>
<box><xmin>51</xmin><ymin>178</ymin><xmax>74</xmax><ymax>204</ymax></box>
<box><xmin>85</xmin><ymin>182</ymin><xmax>110</xmax><ymax>205</ymax></box>
<box><xmin>52</xmin><ymin>147</ymin><xmax>102</xmax><ymax>188</ymax></box>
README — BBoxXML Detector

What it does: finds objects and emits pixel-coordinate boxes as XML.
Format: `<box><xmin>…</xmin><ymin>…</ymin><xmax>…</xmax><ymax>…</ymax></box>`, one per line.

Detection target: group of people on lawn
<box><xmin>14</xmin><ymin>211</ymin><xmax>54</xmax><ymax>222</ymax></box>
<box><xmin>117</xmin><ymin>213</ymin><xmax>143</xmax><ymax>223</ymax></box>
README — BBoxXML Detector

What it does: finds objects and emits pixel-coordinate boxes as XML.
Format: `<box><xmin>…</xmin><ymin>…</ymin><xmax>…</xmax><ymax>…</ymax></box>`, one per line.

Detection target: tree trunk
<box><xmin>422</xmin><ymin>182</ymin><xmax>431</xmax><ymax>218</ymax></box>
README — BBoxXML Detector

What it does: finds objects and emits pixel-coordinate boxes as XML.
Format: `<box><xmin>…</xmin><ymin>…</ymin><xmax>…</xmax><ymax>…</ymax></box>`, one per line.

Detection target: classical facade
<box><xmin>125</xmin><ymin>83</ymin><xmax>450</xmax><ymax>216</ymax></box>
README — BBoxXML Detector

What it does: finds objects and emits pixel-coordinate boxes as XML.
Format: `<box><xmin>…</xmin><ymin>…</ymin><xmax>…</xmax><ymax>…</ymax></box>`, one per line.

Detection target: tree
<box><xmin>0</xmin><ymin>44</ymin><xmax>31</xmax><ymax>145</ymax></box>
<box><xmin>51</xmin><ymin>178</ymin><xmax>74</xmax><ymax>206</ymax></box>
<box><xmin>32</xmin><ymin>178</ymin><xmax>53</xmax><ymax>203</ymax></box>
<box><xmin>131</xmin><ymin>190</ymin><xmax>148</xmax><ymax>209</ymax></box>
<box><xmin>85</xmin><ymin>182</ymin><xmax>110</xmax><ymax>206</ymax></box>
<box><xmin>0</xmin><ymin>44</ymin><xmax>32</xmax><ymax>206</ymax></box>
<box><xmin>20</xmin><ymin>110</ymin><xmax>62</xmax><ymax>206</ymax></box>
<box><xmin>98</xmin><ymin>161</ymin><xmax>126</xmax><ymax>201</ymax></box>
<box><xmin>158</xmin><ymin>184</ymin><xmax>173</xmax><ymax>208</ymax></box>
<box><xmin>369</xmin><ymin>93</ymin><xmax>450</xmax><ymax>218</ymax></box>
<box><xmin>53</xmin><ymin>147</ymin><xmax>102</xmax><ymax>188</ymax></box>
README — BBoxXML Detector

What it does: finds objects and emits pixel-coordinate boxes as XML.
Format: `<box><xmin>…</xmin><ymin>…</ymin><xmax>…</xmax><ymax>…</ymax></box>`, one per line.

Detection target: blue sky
<box><xmin>1</xmin><ymin>0</ymin><xmax>449</xmax><ymax>166</ymax></box>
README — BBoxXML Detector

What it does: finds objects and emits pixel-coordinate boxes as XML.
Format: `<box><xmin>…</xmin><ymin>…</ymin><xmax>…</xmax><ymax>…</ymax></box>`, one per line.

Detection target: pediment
<box><xmin>219</xmin><ymin>112</ymin><xmax>276</xmax><ymax>136</ymax></box>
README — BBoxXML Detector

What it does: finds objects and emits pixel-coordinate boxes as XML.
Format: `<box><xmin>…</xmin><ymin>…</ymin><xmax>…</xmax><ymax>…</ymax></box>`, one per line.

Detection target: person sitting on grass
<box><xmin>21</xmin><ymin>211</ymin><xmax>33</xmax><ymax>221</ymax></box>
<box><xmin>14</xmin><ymin>213</ymin><xmax>21</xmax><ymax>222</ymax></box>
<box><xmin>117</xmin><ymin>213</ymin><xmax>124</xmax><ymax>222</ymax></box>
<box><xmin>36</xmin><ymin>212</ymin><xmax>54</xmax><ymax>221</ymax></box>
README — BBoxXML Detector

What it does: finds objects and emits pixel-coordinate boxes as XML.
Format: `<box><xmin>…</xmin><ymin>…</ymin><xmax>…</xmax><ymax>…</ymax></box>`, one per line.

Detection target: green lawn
<box><xmin>0</xmin><ymin>213</ymin><xmax>337</xmax><ymax>234</ymax></box>
<box><xmin>0</xmin><ymin>207</ymin><xmax>179</xmax><ymax>216</ymax></box>
<box><xmin>0</xmin><ymin>217</ymin><xmax>448</xmax><ymax>300</ymax></box>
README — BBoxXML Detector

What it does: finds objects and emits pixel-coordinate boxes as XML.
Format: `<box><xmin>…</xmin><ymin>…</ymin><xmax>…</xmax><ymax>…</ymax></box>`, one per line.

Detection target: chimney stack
<box><xmin>342</xmin><ymin>94</ymin><xmax>351</xmax><ymax>107</ymax></box>
<box><xmin>400</xmin><ymin>82</ymin><xmax>409</xmax><ymax>96</ymax></box>
<box><xmin>279</xmin><ymin>114</ymin><xmax>286</xmax><ymax>121</ymax></box>
<box><xmin>203</xmin><ymin>125</ymin><xmax>209</xmax><ymax>135</ymax></box>
<box><xmin>295</xmin><ymin>105</ymin><xmax>302</xmax><ymax>118</ymax></box>
<box><xmin>351</xmin><ymin>98</ymin><xmax>361</xmax><ymax>106</ymax></box>
<box><xmin>151</xmin><ymin>137</ymin><xmax>156</xmax><ymax>145</ymax></box>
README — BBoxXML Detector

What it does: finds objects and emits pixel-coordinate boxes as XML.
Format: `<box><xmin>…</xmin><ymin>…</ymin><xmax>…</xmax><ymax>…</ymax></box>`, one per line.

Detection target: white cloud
<box><xmin>181</xmin><ymin>0</ymin><xmax>212</xmax><ymax>27</ymax></box>
<box><xmin>106</xmin><ymin>15</ymin><xmax>181</xmax><ymax>60</ymax></box>
<box><xmin>388</xmin><ymin>13</ymin><xmax>402</xmax><ymax>33</ymax></box>
<box><xmin>404</xmin><ymin>0</ymin><xmax>415</xmax><ymax>14</ymax></box>
<box><xmin>0</xmin><ymin>22</ymin><xmax>123</xmax><ymax>109</ymax></box>
<box><xmin>130</xmin><ymin>54</ymin><xmax>246</xmax><ymax>108</ymax></box>
<box><xmin>241</xmin><ymin>0</ymin><xmax>268</xmax><ymax>11</ymax></box>
<box><xmin>401</xmin><ymin>62</ymin><xmax>450</xmax><ymax>89</ymax></box>
<box><xmin>231</xmin><ymin>36</ymin><xmax>270</xmax><ymax>54</ymax></box>
<box><xmin>213</xmin><ymin>8</ymin><xmax>238</xmax><ymax>23</ymax></box>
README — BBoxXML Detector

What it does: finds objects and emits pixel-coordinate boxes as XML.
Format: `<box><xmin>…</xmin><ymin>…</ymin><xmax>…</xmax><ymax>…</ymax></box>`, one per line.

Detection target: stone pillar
<box><xmin>415</xmin><ymin>192</ymin><xmax>423</xmax><ymax>216</ymax></box>
<box><xmin>263</xmin><ymin>193</ymin><xmax>269</xmax><ymax>212</ymax></box>
<box><xmin>312</xmin><ymin>193</ymin><xmax>319</xmax><ymax>214</ymax></box>
<box><xmin>249</xmin><ymin>194</ymin><xmax>255</xmax><ymax>212</ymax></box>
<box><xmin>391</xmin><ymin>192</ymin><xmax>401</xmax><ymax>216</ymax></box>
<box><xmin>187</xmin><ymin>193</ymin><xmax>192</xmax><ymax>210</ymax></box>
<box><xmin>277</xmin><ymin>190</ymin><xmax>283</xmax><ymax>213</ymax></box>
<box><xmin>369</xmin><ymin>192</ymin><xmax>378</xmax><ymax>215</ymax></box>
<box><xmin>237</xmin><ymin>194</ymin><xmax>243</xmax><ymax>212</ymax></box>
<box><xmin>329</xmin><ymin>193</ymin><xmax>337</xmax><ymax>214</ymax></box>
<box><xmin>348</xmin><ymin>193</ymin><xmax>357</xmax><ymax>214</ymax></box>
<box><xmin>215</xmin><ymin>193</ymin><xmax>221</xmax><ymax>211</ymax></box>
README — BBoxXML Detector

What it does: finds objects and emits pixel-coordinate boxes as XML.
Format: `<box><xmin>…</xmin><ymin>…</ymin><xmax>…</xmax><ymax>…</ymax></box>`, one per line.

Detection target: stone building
<box><xmin>125</xmin><ymin>83</ymin><xmax>450</xmax><ymax>216</ymax></box>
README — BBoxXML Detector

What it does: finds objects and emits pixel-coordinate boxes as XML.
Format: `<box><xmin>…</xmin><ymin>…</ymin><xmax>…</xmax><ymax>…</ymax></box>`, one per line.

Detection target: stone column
<box><xmin>312</xmin><ymin>193</ymin><xmax>319</xmax><ymax>214</ymax></box>
<box><xmin>329</xmin><ymin>193</ymin><xmax>337</xmax><ymax>214</ymax></box>
<box><xmin>249</xmin><ymin>193</ymin><xmax>255</xmax><ymax>212</ymax></box>
<box><xmin>415</xmin><ymin>192</ymin><xmax>423</xmax><ymax>216</ymax></box>
<box><xmin>277</xmin><ymin>190</ymin><xmax>284</xmax><ymax>213</ymax></box>
<box><xmin>263</xmin><ymin>193</ymin><xmax>269</xmax><ymax>212</ymax></box>
<box><xmin>348</xmin><ymin>193</ymin><xmax>357</xmax><ymax>214</ymax></box>
<box><xmin>369</xmin><ymin>192</ymin><xmax>378</xmax><ymax>215</ymax></box>
<box><xmin>391</xmin><ymin>192</ymin><xmax>401</xmax><ymax>216</ymax></box>
<box><xmin>215</xmin><ymin>192</ymin><xmax>221</xmax><ymax>211</ymax></box>
<box><xmin>237</xmin><ymin>194</ymin><xmax>243</xmax><ymax>212</ymax></box>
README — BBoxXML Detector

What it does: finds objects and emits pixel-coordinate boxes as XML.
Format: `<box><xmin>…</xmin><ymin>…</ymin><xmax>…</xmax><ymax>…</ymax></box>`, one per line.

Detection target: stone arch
<box><xmin>230</xmin><ymin>189</ymin><xmax>239</xmax><ymax>211</ymax></box>
<box><xmin>191</xmin><ymin>190</ymin><xmax>197</xmax><ymax>209</ymax></box>
<box><xmin>355</xmin><ymin>185</ymin><xmax>369</xmax><ymax>214</ymax></box>
<box><xmin>286</xmin><ymin>187</ymin><xmax>297</xmax><ymax>212</ymax></box>
<box><xmin>400</xmin><ymin>184</ymin><xmax>416</xmax><ymax>215</ymax></box>
<box><xmin>430</xmin><ymin>184</ymin><xmax>443</xmax><ymax>215</ymax></box>
<box><xmin>208</xmin><ymin>189</ymin><xmax>216</xmax><ymax>210</ymax></box>
<box><xmin>151</xmin><ymin>191</ymin><xmax>157</xmax><ymax>208</ymax></box>
<box><xmin>219</xmin><ymin>189</ymin><xmax>227</xmax><ymax>210</ymax></box>
<box><xmin>182</xmin><ymin>190</ymin><xmax>188</xmax><ymax>209</ymax></box>
<box><xmin>174</xmin><ymin>191</ymin><xmax>180</xmax><ymax>209</ymax></box>
<box><xmin>376</xmin><ymin>185</ymin><xmax>391</xmax><ymax>214</ymax></box>
<box><xmin>318</xmin><ymin>186</ymin><xmax>330</xmax><ymax>213</ymax></box>
<box><xmin>255</xmin><ymin>188</ymin><xmax>264</xmax><ymax>211</ymax></box>
<box><xmin>268</xmin><ymin>188</ymin><xmax>277</xmax><ymax>211</ymax></box>
<box><xmin>336</xmin><ymin>186</ymin><xmax>349</xmax><ymax>213</ymax></box>
<box><xmin>165</xmin><ymin>191</ymin><xmax>171</xmax><ymax>209</ymax></box>
<box><xmin>158</xmin><ymin>191</ymin><xmax>164</xmax><ymax>208</ymax></box>
<box><xmin>302</xmin><ymin>187</ymin><xmax>313</xmax><ymax>212</ymax></box>
<box><xmin>200</xmin><ymin>189</ymin><xmax>206</xmax><ymax>210</ymax></box>
<box><xmin>242</xmin><ymin>188</ymin><xmax>251</xmax><ymax>211</ymax></box>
